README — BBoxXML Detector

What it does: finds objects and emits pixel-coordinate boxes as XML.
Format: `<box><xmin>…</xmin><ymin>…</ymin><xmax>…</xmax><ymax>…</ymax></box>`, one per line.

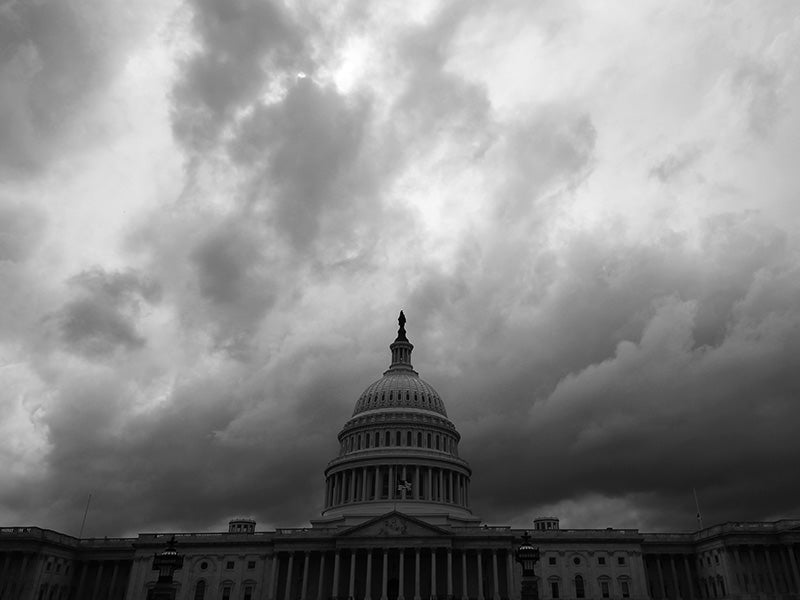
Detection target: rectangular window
<box><xmin>618</xmin><ymin>556</ymin><xmax>626</xmax><ymax>565</ymax></box>
<box><xmin>551</xmin><ymin>582</ymin><xmax>559</xmax><ymax>599</ymax></box>
<box><xmin>601</xmin><ymin>581</ymin><xmax>610</xmax><ymax>598</ymax></box>
<box><xmin>244</xmin><ymin>586</ymin><xmax>253</xmax><ymax>600</ymax></box>
<box><xmin>247</xmin><ymin>560</ymin><xmax>256</xmax><ymax>569</ymax></box>
<box><xmin>226</xmin><ymin>561</ymin><xmax>235</xmax><ymax>569</ymax></box>
<box><xmin>622</xmin><ymin>581</ymin><xmax>630</xmax><ymax>598</ymax></box>
<box><xmin>222</xmin><ymin>587</ymin><xmax>231</xmax><ymax>600</ymax></box>
<box><xmin>549</xmin><ymin>557</ymin><xmax>556</xmax><ymax>566</ymax></box>
<box><xmin>599</xmin><ymin>556</ymin><xmax>606</xmax><ymax>565</ymax></box>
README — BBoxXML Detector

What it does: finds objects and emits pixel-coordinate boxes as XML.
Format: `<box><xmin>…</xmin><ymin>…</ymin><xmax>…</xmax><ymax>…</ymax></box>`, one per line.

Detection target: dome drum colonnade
<box><xmin>320</xmin><ymin>312</ymin><xmax>474</xmax><ymax>523</ymax></box>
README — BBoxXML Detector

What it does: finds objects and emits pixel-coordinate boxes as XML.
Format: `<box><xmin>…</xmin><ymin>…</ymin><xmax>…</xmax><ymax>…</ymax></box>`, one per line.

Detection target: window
<box><xmin>549</xmin><ymin>557</ymin><xmax>556</xmax><ymax>566</ymax></box>
<box><xmin>226</xmin><ymin>561</ymin><xmax>235</xmax><ymax>569</ymax></box>
<box><xmin>45</xmin><ymin>561</ymin><xmax>52</xmax><ymax>571</ymax></box>
<box><xmin>407</xmin><ymin>431</ymin><xmax>412</xmax><ymax>445</ymax></box>
<box><xmin>618</xmin><ymin>556</ymin><xmax>626</xmax><ymax>566</ymax></box>
<box><xmin>551</xmin><ymin>582</ymin><xmax>560</xmax><ymax>599</ymax></box>
<box><xmin>417</xmin><ymin>432</ymin><xmax>422</xmax><ymax>446</ymax></box>
<box><xmin>396</xmin><ymin>431</ymin><xmax>401</xmax><ymax>445</ymax></box>
<box><xmin>200</xmin><ymin>561</ymin><xmax>208</xmax><ymax>570</ymax></box>
<box><xmin>194</xmin><ymin>581</ymin><xmax>206</xmax><ymax>600</ymax></box>
<box><xmin>375</xmin><ymin>432</ymin><xmax>380</xmax><ymax>447</ymax></box>
<box><xmin>427</xmin><ymin>433</ymin><xmax>431</xmax><ymax>448</ymax></box>
<box><xmin>222</xmin><ymin>586</ymin><xmax>231</xmax><ymax>600</ymax></box>
<box><xmin>247</xmin><ymin>561</ymin><xmax>256</xmax><ymax>569</ymax></box>
<box><xmin>575</xmin><ymin>576</ymin><xmax>585</xmax><ymax>599</ymax></box>
<box><xmin>715</xmin><ymin>554</ymin><xmax>720</xmax><ymax>565</ymax></box>
<box><xmin>599</xmin><ymin>557</ymin><xmax>606</xmax><ymax>565</ymax></box>
<box><xmin>573</xmin><ymin>557</ymin><xmax>581</xmax><ymax>566</ymax></box>
<box><xmin>436</xmin><ymin>435</ymin><xmax>440</xmax><ymax>450</ymax></box>
<box><xmin>244</xmin><ymin>586</ymin><xmax>253</xmax><ymax>600</ymax></box>
<box><xmin>601</xmin><ymin>581</ymin><xmax>610</xmax><ymax>598</ymax></box>
<box><xmin>621</xmin><ymin>581</ymin><xmax>630</xmax><ymax>598</ymax></box>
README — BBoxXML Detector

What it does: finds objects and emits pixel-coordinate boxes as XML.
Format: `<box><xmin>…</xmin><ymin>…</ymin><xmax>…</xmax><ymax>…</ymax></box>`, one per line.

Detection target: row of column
<box><xmin>647</xmin><ymin>543</ymin><xmax>800</xmax><ymax>599</ymax></box>
<box><xmin>728</xmin><ymin>543</ymin><xmax>800</xmax><ymax>596</ymax></box>
<box><xmin>0</xmin><ymin>553</ymin><xmax>125</xmax><ymax>600</ymax></box>
<box><xmin>325</xmin><ymin>466</ymin><xmax>469</xmax><ymax>508</ymax></box>
<box><xmin>270</xmin><ymin>547</ymin><xmax>513</xmax><ymax>600</ymax></box>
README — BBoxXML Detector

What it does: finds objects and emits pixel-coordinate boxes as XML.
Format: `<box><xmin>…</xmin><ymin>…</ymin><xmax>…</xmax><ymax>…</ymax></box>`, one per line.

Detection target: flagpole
<box><xmin>78</xmin><ymin>493</ymin><xmax>92</xmax><ymax>539</ymax></box>
<box><xmin>693</xmin><ymin>488</ymin><xmax>703</xmax><ymax>530</ymax></box>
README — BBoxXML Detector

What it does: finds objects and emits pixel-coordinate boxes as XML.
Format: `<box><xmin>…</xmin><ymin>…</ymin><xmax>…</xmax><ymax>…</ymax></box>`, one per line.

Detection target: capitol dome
<box><xmin>316</xmin><ymin>312</ymin><xmax>477</xmax><ymax>527</ymax></box>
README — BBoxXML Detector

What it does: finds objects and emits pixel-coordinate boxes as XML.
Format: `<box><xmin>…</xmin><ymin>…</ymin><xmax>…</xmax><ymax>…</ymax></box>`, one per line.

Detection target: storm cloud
<box><xmin>1</xmin><ymin>0</ymin><xmax>800</xmax><ymax>537</ymax></box>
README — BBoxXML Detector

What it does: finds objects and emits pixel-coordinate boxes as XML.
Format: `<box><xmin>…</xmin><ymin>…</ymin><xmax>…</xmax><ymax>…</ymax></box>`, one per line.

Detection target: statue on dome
<box><xmin>398</xmin><ymin>310</ymin><xmax>407</xmax><ymax>340</ymax></box>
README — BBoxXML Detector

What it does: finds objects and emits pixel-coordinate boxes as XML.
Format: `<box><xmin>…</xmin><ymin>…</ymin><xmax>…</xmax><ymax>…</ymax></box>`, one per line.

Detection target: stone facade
<box><xmin>2</xmin><ymin>315</ymin><xmax>799</xmax><ymax>600</ymax></box>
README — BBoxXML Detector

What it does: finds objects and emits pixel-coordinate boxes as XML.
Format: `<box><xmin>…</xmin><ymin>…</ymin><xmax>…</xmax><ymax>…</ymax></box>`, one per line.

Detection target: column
<box><xmin>362</xmin><ymin>467</ymin><xmax>369</xmax><ymax>501</ymax></box>
<box><xmin>748</xmin><ymin>547</ymin><xmax>758</xmax><ymax>592</ymax></box>
<box><xmin>333</xmin><ymin>551</ymin><xmax>341</xmax><ymax>599</ymax></box>
<box><xmin>492</xmin><ymin>550</ymin><xmax>500</xmax><ymax>600</ymax></box>
<box><xmin>656</xmin><ymin>556</ymin><xmax>665</xmax><ymax>599</ymax></box>
<box><xmin>0</xmin><ymin>553</ymin><xmax>10</xmax><ymax>587</ymax></box>
<box><xmin>399</xmin><ymin>550</ymin><xmax>406</xmax><ymax>600</ymax></box>
<box><xmin>462</xmin><ymin>552</ymin><xmax>468</xmax><ymax>600</ymax></box>
<box><xmin>431</xmin><ymin>549</ymin><xmax>437</xmax><ymax>599</ymax></box>
<box><xmin>389</xmin><ymin>466</ymin><xmax>395</xmax><ymax>500</ymax></box>
<box><xmin>349</xmin><ymin>470</ymin><xmax>356</xmax><ymax>503</ymax></box>
<box><xmin>764</xmin><ymin>546</ymin><xmax>777</xmax><ymax>594</ymax></box>
<box><xmin>477</xmin><ymin>551</ymin><xmax>484</xmax><ymax>600</ymax></box>
<box><xmin>786</xmin><ymin>544</ymin><xmax>800</xmax><ymax>593</ymax></box>
<box><xmin>382</xmin><ymin>549</ymin><xmax>389</xmax><ymax>600</ymax></box>
<box><xmin>415</xmin><ymin>548</ymin><xmax>422</xmax><ymax>600</ymax></box>
<box><xmin>449</xmin><ymin>472</ymin><xmax>454</xmax><ymax>503</ymax></box>
<box><xmin>75</xmin><ymin>561</ymin><xmax>88</xmax><ymax>600</ymax></box>
<box><xmin>365</xmin><ymin>550</ymin><xmax>373</xmax><ymax>600</ymax></box>
<box><xmin>271</xmin><ymin>553</ymin><xmax>280</xmax><ymax>600</ymax></box>
<box><xmin>90</xmin><ymin>561</ymin><xmax>104</xmax><ymax>600</ymax></box>
<box><xmin>447</xmin><ymin>549</ymin><xmax>453</xmax><ymax>600</ymax></box>
<box><xmin>108</xmin><ymin>561</ymin><xmax>119</xmax><ymax>600</ymax></box>
<box><xmin>301</xmin><ymin>551</ymin><xmax>311</xmax><ymax>600</ymax></box>
<box><xmin>733</xmin><ymin>547</ymin><xmax>744</xmax><ymax>593</ymax></box>
<box><xmin>285</xmin><ymin>552</ymin><xmax>295</xmax><ymax>600</ymax></box>
<box><xmin>415</xmin><ymin>467</ymin><xmax>421</xmax><ymax>500</ymax></box>
<box><xmin>439</xmin><ymin>471</ymin><xmax>444</xmax><ymax>502</ymax></box>
<box><xmin>317</xmin><ymin>553</ymin><xmax>327</xmax><ymax>600</ymax></box>
<box><xmin>683</xmin><ymin>556</ymin><xmax>694</xmax><ymax>600</ymax></box>
<box><xmin>506</xmin><ymin>551</ymin><xmax>515</xmax><ymax>600</ymax></box>
<box><xmin>349</xmin><ymin>551</ymin><xmax>357</xmax><ymax>600</ymax></box>
<box><xmin>374</xmin><ymin>467</ymin><xmax>381</xmax><ymax>499</ymax></box>
<box><xmin>670</xmin><ymin>556</ymin><xmax>681</xmax><ymax>600</ymax></box>
<box><xmin>427</xmin><ymin>469</ymin><xmax>433</xmax><ymax>501</ymax></box>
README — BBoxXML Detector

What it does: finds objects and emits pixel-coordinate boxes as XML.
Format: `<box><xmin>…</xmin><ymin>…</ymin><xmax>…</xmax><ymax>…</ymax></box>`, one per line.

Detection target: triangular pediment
<box><xmin>338</xmin><ymin>511</ymin><xmax>451</xmax><ymax>538</ymax></box>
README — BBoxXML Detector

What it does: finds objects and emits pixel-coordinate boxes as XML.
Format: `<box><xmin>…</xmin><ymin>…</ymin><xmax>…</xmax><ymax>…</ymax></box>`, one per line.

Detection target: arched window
<box><xmin>396</xmin><ymin>431</ymin><xmax>401</xmax><ymax>446</ymax></box>
<box><xmin>575</xmin><ymin>576</ymin><xmax>585</xmax><ymax>599</ymax></box>
<box><xmin>417</xmin><ymin>432</ymin><xmax>422</xmax><ymax>446</ymax></box>
<box><xmin>375</xmin><ymin>432</ymin><xmax>380</xmax><ymax>447</ymax></box>
<box><xmin>385</xmin><ymin>431</ymin><xmax>390</xmax><ymax>446</ymax></box>
<box><xmin>365</xmin><ymin>435</ymin><xmax>370</xmax><ymax>449</ymax></box>
<box><xmin>435</xmin><ymin>435</ymin><xmax>440</xmax><ymax>450</ymax></box>
<box><xmin>357</xmin><ymin>435</ymin><xmax>361</xmax><ymax>450</ymax></box>
<box><xmin>194</xmin><ymin>581</ymin><xmax>206</xmax><ymax>600</ymax></box>
<box><xmin>407</xmin><ymin>431</ymin><xmax>412</xmax><ymax>446</ymax></box>
<box><xmin>717</xmin><ymin>576</ymin><xmax>725</xmax><ymax>597</ymax></box>
<box><xmin>427</xmin><ymin>433</ymin><xmax>431</xmax><ymax>448</ymax></box>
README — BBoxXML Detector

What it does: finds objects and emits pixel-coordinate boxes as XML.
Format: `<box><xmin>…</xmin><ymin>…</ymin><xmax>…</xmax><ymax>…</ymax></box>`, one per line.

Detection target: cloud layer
<box><xmin>1</xmin><ymin>0</ymin><xmax>800</xmax><ymax>536</ymax></box>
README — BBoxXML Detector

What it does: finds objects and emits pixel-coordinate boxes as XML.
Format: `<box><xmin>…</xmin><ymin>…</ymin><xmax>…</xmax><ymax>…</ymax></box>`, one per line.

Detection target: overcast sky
<box><xmin>2</xmin><ymin>0</ymin><xmax>800</xmax><ymax>538</ymax></box>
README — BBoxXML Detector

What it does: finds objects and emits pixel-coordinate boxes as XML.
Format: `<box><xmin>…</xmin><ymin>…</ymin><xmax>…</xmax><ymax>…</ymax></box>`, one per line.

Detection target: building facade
<box><xmin>2</xmin><ymin>315</ymin><xmax>800</xmax><ymax>600</ymax></box>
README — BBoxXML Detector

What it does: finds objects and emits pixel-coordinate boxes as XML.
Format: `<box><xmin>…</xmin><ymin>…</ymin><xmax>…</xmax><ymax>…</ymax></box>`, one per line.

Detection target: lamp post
<box><xmin>150</xmin><ymin>535</ymin><xmax>184</xmax><ymax>600</ymax></box>
<box><xmin>515</xmin><ymin>532</ymin><xmax>540</xmax><ymax>600</ymax></box>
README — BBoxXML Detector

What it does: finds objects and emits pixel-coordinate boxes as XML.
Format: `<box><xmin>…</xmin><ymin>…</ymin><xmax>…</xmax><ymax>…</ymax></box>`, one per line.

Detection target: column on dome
<box><xmin>349</xmin><ymin>469</ymin><xmax>356</xmax><ymax>503</ymax></box>
<box><xmin>373</xmin><ymin>467</ymin><xmax>380</xmax><ymax>499</ymax></box>
<box><xmin>389</xmin><ymin>466</ymin><xmax>395</xmax><ymax>500</ymax></box>
<box><xmin>365</xmin><ymin>550</ymin><xmax>373</xmax><ymax>600</ymax></box>
<box><xmin>362</xmin><ymin>467</ymin><xmax>368</xmax><ymax>502</ymax></box>
<box><xmin>414</xmin><ymin>467</ymin><xmax>420</xmax><ymax>500</ymax></box>
<box><xmin>438</xmin><ymin>470</ymin><xmax>444</xmax><ymax>502</ymax></box>
<box><xmin>427</xmin><ymin>469</ymin><xmax>433</xmax><ymax>501</ymax></box>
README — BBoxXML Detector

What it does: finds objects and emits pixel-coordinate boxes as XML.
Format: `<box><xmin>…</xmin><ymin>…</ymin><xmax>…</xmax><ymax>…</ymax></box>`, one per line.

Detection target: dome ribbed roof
<box><xmin>352</xmin><ymin>371</ymin><xmax>447</xmax><ymax>416</ymax></box>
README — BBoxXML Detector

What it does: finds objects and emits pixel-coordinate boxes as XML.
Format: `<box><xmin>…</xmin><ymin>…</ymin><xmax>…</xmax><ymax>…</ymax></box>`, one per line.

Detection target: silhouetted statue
<box><xmin>398</xmin><ymin>310</ymin><xmax>407</xmax><ymax>340</ymax></box>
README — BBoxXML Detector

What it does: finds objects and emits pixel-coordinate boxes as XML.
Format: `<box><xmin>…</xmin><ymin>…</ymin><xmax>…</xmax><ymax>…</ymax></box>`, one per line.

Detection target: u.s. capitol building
<box><xmin>2</xmin><ymin>314</ymin><xmax>799</xmax><ymax>600</ymax></box>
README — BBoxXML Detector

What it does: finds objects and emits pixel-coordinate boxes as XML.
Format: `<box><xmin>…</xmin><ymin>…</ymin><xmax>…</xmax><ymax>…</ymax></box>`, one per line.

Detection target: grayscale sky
<box><xmin>2</xmin><ymin>0</ymin><xmax>800</xmax><ymax>538</ymax></box>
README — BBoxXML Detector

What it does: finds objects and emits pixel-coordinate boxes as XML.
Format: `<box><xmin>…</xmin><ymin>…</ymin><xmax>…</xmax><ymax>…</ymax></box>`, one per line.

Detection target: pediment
<box><xmin>338</xmin><ymin>511</ymin><xmax>451</xmax><ymax>538</ymax></box>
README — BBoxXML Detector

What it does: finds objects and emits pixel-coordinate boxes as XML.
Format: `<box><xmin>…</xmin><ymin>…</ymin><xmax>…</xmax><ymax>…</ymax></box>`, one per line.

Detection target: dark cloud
<box><xmin>171</xmin><ymin>0</ymin><xmax>306</xmax><ymax>152</ymax></box>
<box><xmin>49</xmin><ymin>267</ymin><xmax>160</xmax><ymax>358</ymax></box>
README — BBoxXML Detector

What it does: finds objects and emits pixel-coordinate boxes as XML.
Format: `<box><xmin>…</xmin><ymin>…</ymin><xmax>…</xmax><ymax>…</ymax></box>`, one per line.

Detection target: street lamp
<box><xmin>515</xmin><ymin>532</ymin><xmax>540</xmax><ymax>600</ymax></box>
<box><xmin>150</xmin><ymin>536</ymin><xmax>184</xmax><ymax>600</ymax></box>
